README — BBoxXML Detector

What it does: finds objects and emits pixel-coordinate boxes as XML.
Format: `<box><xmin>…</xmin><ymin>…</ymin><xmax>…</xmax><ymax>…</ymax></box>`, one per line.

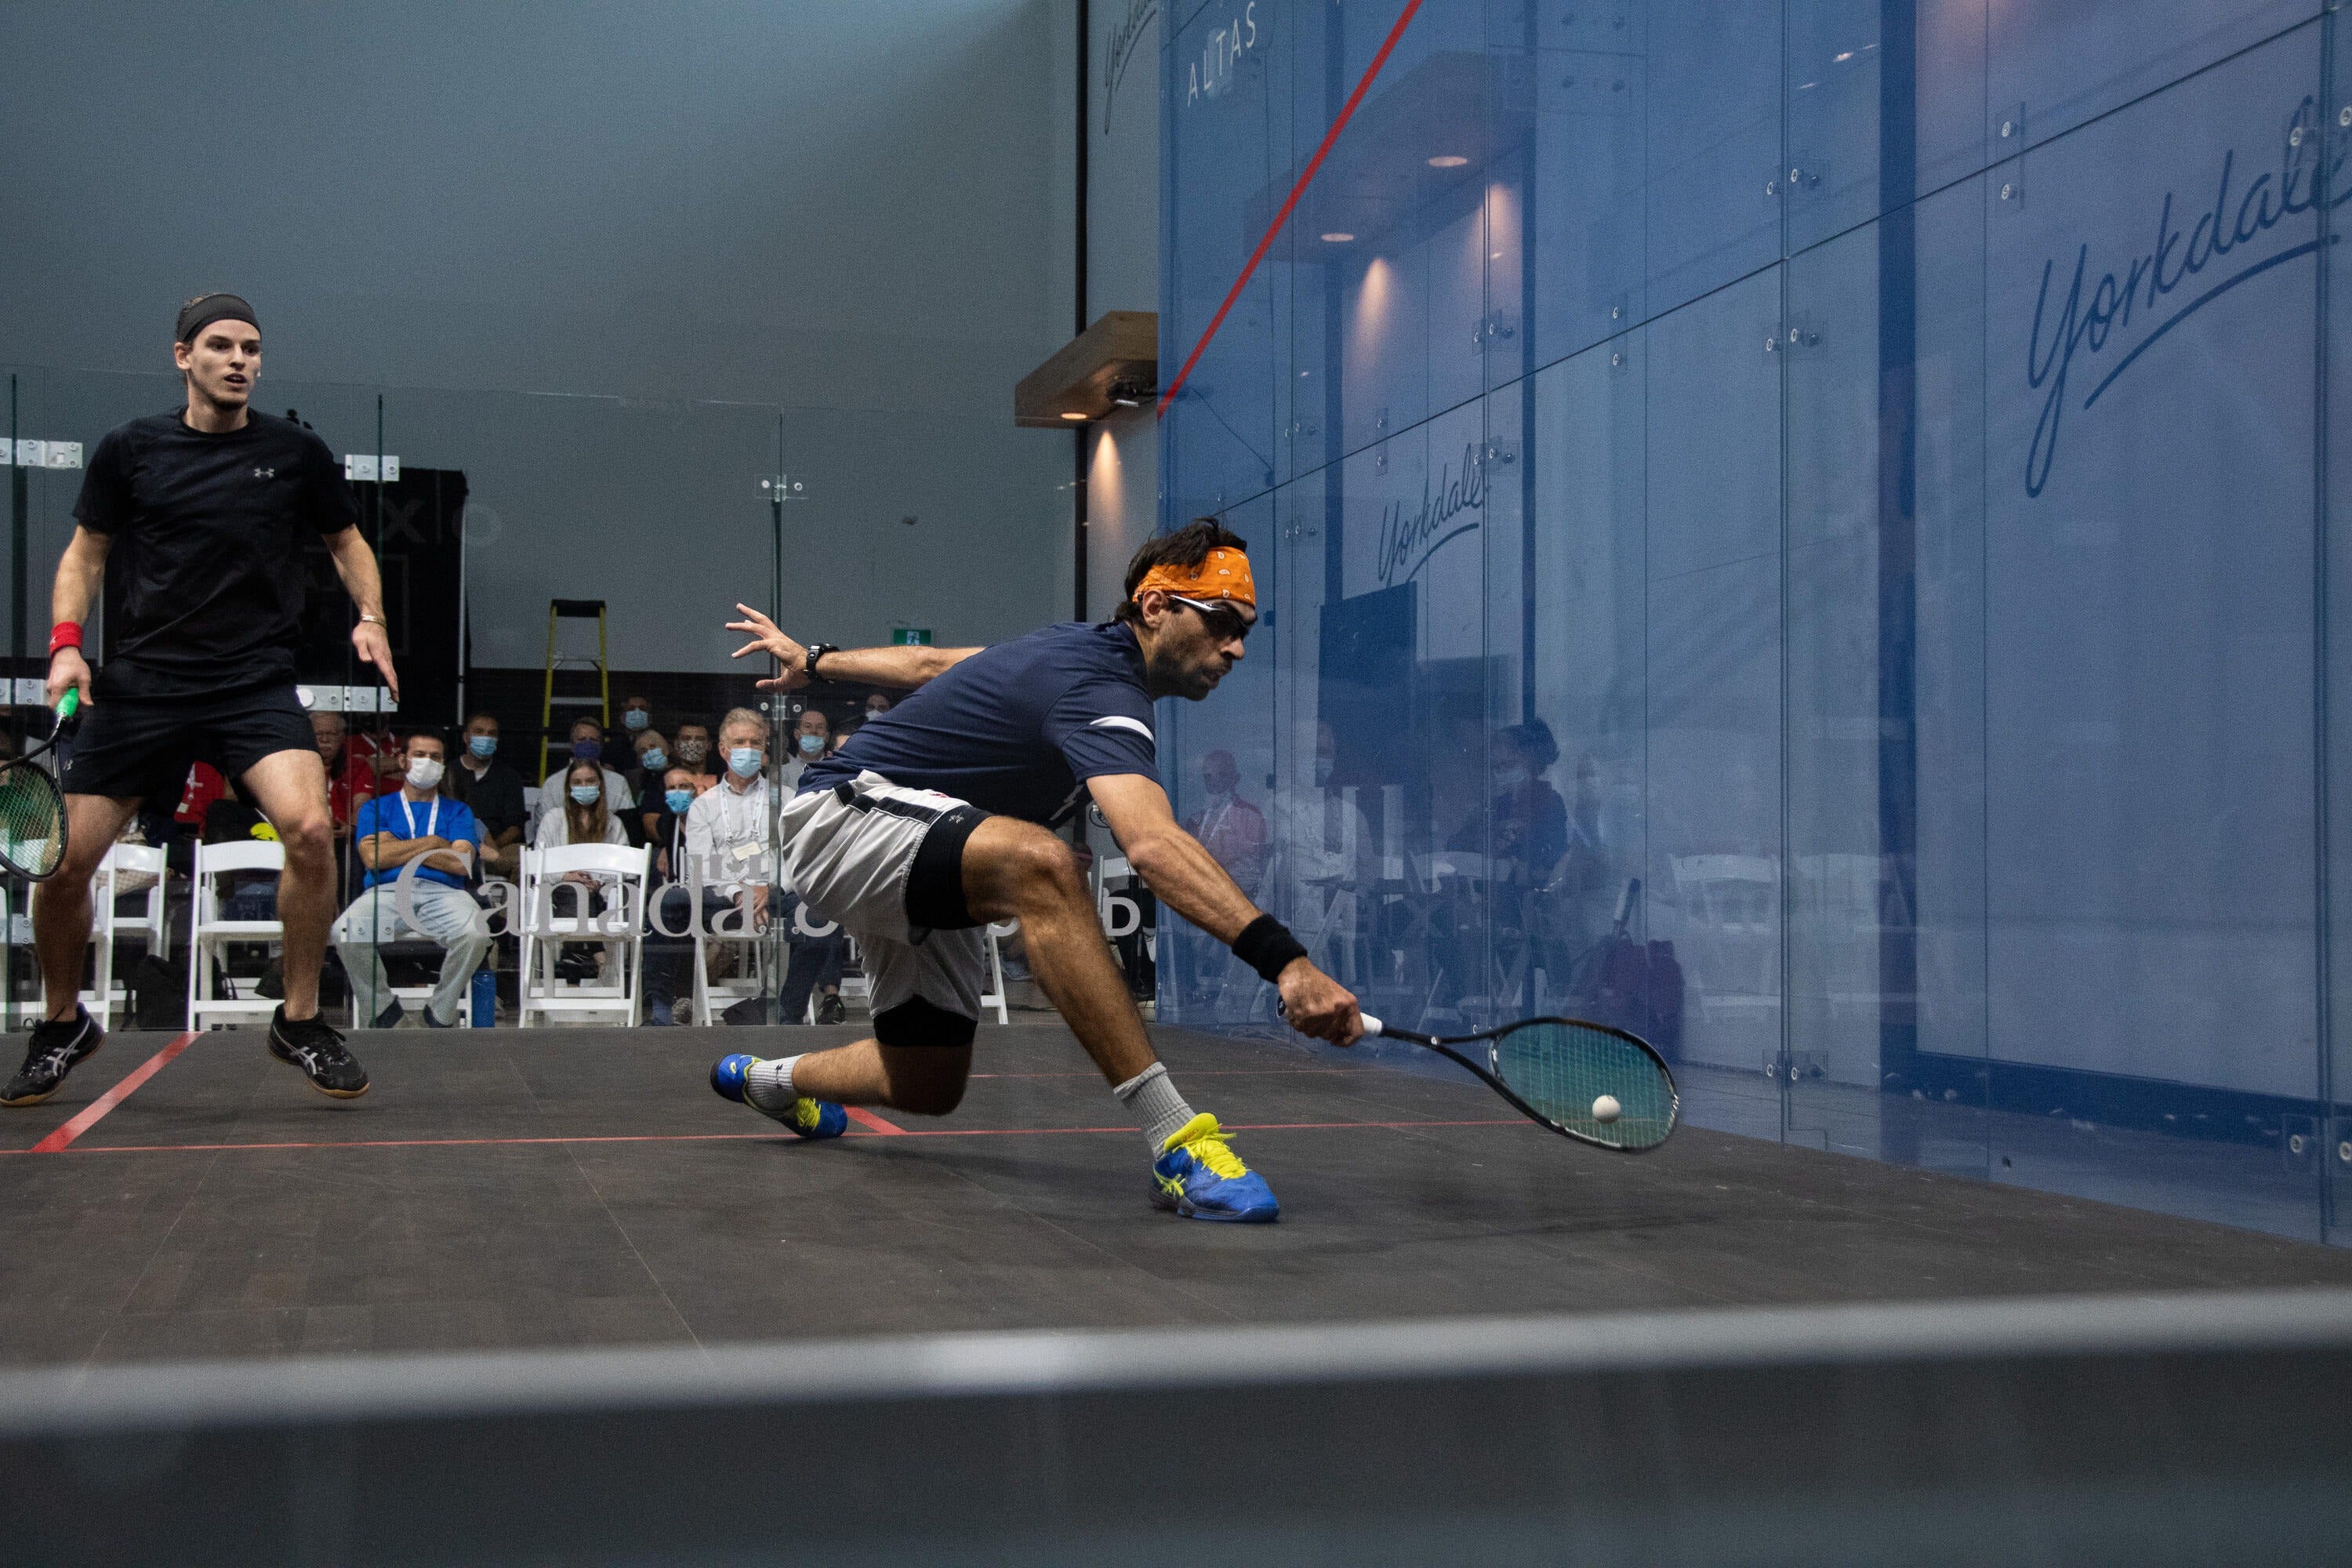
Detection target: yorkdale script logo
<box><xmin>1377</xmin><ymin>443</ymin><xmax>1483</xmax><ymax>590</ymax></box>
<box><xmin>1103</xmin><ymin>0</ymin><xmax>1160</xmax><ymax>132</ymax></box>
<box><xmin>2026</xmin><ymin>96</ymin><xmax>2345</xmax><ymax>497</ymax></box>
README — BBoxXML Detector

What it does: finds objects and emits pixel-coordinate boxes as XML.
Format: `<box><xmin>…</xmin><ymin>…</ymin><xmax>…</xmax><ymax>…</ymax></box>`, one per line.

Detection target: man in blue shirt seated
<box><xmin>332</xmin><ymin>729</ymin><xmax>492</xmax><ymax>1028</ymax></box>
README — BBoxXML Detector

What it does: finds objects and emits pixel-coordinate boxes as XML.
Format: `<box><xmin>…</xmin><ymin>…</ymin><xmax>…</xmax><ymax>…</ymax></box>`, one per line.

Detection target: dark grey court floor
<box><xmin>5</xmin><ymin>1021</ymin><xmax>2352</xmax><ymax>1368</ymax></box>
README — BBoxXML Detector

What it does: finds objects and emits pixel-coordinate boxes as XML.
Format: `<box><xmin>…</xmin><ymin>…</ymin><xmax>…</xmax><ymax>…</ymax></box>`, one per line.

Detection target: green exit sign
<box><xmin>891</xmin><ymin>627</ymin><xmax>932</xmax><ymax>646</ymax></box>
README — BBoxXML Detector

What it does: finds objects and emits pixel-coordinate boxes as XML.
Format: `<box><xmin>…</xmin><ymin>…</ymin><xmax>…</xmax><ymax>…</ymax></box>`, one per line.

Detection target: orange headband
<box><xmin>1131</xmin><ymin>546</ymin><xmax>1257</xmax><ymax>609</ymax></box>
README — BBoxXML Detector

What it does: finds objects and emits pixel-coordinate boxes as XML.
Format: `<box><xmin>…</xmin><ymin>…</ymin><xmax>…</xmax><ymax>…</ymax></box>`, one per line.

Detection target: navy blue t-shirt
<box><xmin>800</xmin><ymin>621</ymin><xmax>1158</xmax><ymax>822</ymax></box>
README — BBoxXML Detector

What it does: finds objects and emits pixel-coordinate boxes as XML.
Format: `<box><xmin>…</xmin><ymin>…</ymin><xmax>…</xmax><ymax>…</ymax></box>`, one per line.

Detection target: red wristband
<box><xmin>48</xmin><ymin>622</ymin><xmax>82</xmax><ymax>655</ymax></box>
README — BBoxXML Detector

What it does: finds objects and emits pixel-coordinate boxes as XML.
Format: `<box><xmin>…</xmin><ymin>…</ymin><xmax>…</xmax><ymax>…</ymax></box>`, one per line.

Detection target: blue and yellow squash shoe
<box><xmin>710</xmin><ymin>1053</ymin><xmax>847</xmax><ymax>1139</ymax></box>
<box><xmin>1150</xmin><ymin>1112</ymin><xmax>1279</xmax><ymax>1222</ymax></box>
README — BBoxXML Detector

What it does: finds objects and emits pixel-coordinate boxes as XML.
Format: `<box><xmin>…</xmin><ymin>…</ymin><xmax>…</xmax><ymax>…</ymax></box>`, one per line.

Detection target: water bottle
<box><xmin>471</xmin><ymin>964</ymin><xmax>497</xmax><ymax>1029</ymax></box>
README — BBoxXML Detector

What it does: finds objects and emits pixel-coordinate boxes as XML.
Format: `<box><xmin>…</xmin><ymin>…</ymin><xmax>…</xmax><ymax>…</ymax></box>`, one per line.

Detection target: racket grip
<box><xmin>1358</xmin><ymin>1013</ymin><xmax>1385</xmax><ymax>1037</ymax></box>
<box><xmin>54</xmin><ymin>690</ymin><xmax>78</xmax><ymax>721</ymax></box>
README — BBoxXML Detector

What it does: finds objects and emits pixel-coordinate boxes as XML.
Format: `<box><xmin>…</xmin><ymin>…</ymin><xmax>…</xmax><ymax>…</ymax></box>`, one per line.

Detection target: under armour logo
<box><xmin>252</xmin><ymin>466</ymin><xmax>276</xmax><ymax>479</ymax></box>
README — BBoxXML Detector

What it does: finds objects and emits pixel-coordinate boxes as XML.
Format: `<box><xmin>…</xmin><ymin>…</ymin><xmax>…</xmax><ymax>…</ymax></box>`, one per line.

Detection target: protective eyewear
<box><xmin>1170</xmin><ymin>593</ymin><xmax>1255</xmax><ymax>644</ymax></box>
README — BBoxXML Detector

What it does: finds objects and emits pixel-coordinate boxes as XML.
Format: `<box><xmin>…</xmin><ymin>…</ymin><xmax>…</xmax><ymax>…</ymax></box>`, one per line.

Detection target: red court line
<box><xmin>1156</xmin><ymin>0</ymin><xmax>1425</xmax><ymax>418</ymax></box>
<box><xmin>844</xmin><ymin>1106</ymin><xmax>907</xmax><ymax>1135</ymax></box>
<box><xmin>967</xmin><ymin>1067</ymin><xmax>1369</xmax><ymax>1079</ymax></box>
<box><xmin>16</xmin><ymin>1117</ymin><xmax>1529</xmax><ymax>1157</ymax></box>
<box><xmin>30</xmin><ymin>1032</ymin><xmax>197</xmax><ymax>1153</ymax></box>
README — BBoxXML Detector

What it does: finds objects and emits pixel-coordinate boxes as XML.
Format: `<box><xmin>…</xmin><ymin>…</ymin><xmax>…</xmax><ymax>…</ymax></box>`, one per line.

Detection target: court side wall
<box><xmin>0</xmin><ymin>0</ymin><xmax>1077</xmax><ymax>669</ymax></box>
<box><xmin>1084</xmin><ymin>0</ymin><xmax>1165</xmax><ymax>618</ymax></box>
<box><xmin>1159</xmin><ymin>0</ymin><xmax>2352</xmax><ymax>1244</ymax></box>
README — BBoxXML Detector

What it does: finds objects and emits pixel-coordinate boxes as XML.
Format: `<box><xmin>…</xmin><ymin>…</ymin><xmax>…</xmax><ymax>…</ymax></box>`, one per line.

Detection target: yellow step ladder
<box><xmin>540</xmin><ymin>598</ymin><xmax>610</xmax><ymax>781</ymax></box>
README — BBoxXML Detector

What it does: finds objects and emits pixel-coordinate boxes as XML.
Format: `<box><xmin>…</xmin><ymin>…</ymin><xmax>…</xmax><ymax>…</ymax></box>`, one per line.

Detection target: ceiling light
<box><xmin>1060</xmin><ymin>410</ymin><xmax>1088</xmax><ymax>420</ymax></box>
<box><xmin>1427</xmin><ymin>154</ymin><xmax>1469</xmax><ymax>169</ymax></box>
<box><xmin>1834</xmin><ymin>50</ymin><xmax>1854</xmax><ymax>61</ymax></box>
<box><xmin>1321</xmin><ymin>231</ymin><xmax>1355</xmax><ymax>242</ymax></box>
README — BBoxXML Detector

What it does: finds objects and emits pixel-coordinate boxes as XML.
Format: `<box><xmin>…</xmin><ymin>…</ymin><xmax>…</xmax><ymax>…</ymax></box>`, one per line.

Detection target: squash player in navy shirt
<box><xmin>2</xmin><ymin>294</ymin><xmax>396</xmax><ymax>1109</ymax></box>
<box><xmin>711</xmin><ymin>520</ymin><xmax>1362</xmax><ymax>1221</ymax></box>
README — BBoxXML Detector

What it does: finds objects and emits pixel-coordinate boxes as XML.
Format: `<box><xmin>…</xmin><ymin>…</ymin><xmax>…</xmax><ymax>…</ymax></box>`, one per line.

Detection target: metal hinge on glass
<box><xmin>2</xmin><ymin>440</ymin><xmax>82</xmax><ymax>469</ymax></box>
<box><xmin>1762</xmin><ymin>316</ymin><xmax>1820</xmax><ymax>357</ymax></box>
<box><xmin>343</xmin><ymin>454</ymin><xmax>401</xmax><ymax>481</ymax></box>
<box><xmin>1472</xmin><ymin>311</ymin><xmax>1519</xmax><ymax>352</ymax></box>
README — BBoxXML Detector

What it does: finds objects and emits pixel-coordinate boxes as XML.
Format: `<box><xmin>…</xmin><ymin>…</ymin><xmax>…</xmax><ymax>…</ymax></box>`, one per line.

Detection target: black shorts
<box><xmin>60</xmin><ymin>684</ymin><xmax>318</xmax><ymax>804</ymax></box>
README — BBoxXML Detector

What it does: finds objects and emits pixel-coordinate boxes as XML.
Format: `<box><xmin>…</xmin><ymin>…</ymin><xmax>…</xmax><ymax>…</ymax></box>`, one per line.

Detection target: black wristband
<box><xmin>1232</xmin><ymin>914</ymin><xmax>1308</xmax><ymax>984</ymax></box>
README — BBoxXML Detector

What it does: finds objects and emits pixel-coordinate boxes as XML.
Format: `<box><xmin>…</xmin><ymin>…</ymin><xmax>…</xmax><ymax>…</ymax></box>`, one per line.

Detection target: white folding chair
<box><xmin>187</xmin><ymin>840</ymin><xmax>287</xmax><ymax>1030</ymax></box>
<box><xmin>517</xmin><ymin>844</ymin><xmax>649</xmax><ymax>1026</ymax></box>
<box><xmin>88</xmin><ymin>843</ymin><xmax>169</xmax><ymax>1028</ymax></box>
<box><xmin>976</xmin><ymin>920</ymin><xmax>1015</xmax><ymax>1025</ymax></box>
<box><xmin>688</xmin><ymin>883</ymin><xmax>776</xmax><ymax>1025</ymax></box>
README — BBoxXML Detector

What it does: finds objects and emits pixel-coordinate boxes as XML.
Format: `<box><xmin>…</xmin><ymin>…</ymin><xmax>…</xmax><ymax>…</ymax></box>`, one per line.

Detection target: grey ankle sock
<box><xmin>745</xmin><ymin>1055</ymin><xmax>801</xmax><ymax>1113</ymax></box>
<box><xmin>1114</xmin><ymin>1062</ymin><xmax>1196</xmax><ymax>1154</ymax></box>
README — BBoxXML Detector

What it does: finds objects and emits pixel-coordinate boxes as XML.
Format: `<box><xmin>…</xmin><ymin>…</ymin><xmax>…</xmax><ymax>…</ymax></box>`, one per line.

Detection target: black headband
<box><xmin>175</xmin><ymin>293</ymin><xmax>260</xmax><ymax>344</ymax></box>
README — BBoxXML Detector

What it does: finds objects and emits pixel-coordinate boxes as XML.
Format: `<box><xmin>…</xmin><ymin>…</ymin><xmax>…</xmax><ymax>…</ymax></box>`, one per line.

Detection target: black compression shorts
<box><xmin>60</xmin><ymin>684</ymin><xmax>319</xmax><ymax>804</ymax></box>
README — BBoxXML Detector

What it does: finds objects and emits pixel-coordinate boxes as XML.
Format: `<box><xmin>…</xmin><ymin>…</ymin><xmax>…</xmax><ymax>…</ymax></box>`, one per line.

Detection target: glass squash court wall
<box><xmin>1159</xmin><ymin>0</ymin><xmax>2352</xmax><ymax>1242</ymax></box>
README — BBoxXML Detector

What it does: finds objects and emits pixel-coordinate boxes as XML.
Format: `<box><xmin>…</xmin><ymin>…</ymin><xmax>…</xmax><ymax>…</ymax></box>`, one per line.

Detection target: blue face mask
<box><xmin>665</xmin><ymin>788</ymin><xmax>694</xmax><ymax>815</ymax></box>
<box><xmin>798</xmin><ymin>733</ymin><xmax>823</xmax><ymax>755</ymax></box>
<box><xmin>570</xmin><ymin>783</ymin><xmax>601</xmax><ymax>806</ymax></box>
<box><xmin>728</xmin><ymin>747</ymin><xmax>763</xmax><ymax>779</ymax></box>
<box><xmin>639</xmin><ymin>748</ymin><xmax>667</xmax><ymax>771</ymax></box>
<box><xmin>571</xmin><ymin>739</ymin><xmax>601</xmax><ymax>761</ymax></box>
<box><xmin>622</xmin><ymin>709</ymin><xmax>649</xmax><ymax>731</ymax></box>
<box><xmin>467</xmin><ymin>735</ymin><xmax>496</xmax><ymax>759</ymax></box>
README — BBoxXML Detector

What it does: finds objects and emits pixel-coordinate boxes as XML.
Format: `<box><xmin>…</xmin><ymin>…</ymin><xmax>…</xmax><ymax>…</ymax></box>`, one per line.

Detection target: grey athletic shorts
<box><xmin>781</xmin><ymin>771</ymin><xmax>991</xmax><ymax>1048</ymax></box>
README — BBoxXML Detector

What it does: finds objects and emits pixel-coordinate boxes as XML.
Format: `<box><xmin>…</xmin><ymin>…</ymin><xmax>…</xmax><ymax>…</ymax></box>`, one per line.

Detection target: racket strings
<box><xmin>0</xmin><ymin>764</ymin><xmax>66</xmax><ymax>877</ymax></box>
<box><xmin>1492</xmin><ymin>1022</ymin><xmax>1675</xmax><ymax>1150</ymax></box>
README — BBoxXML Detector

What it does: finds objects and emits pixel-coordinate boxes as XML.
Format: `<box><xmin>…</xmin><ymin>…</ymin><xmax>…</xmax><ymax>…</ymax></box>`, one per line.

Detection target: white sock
<box><xmin>1114</xmin><ymin>1062</ymin><xmax>1197</xmax><ymax>1154</ymax></box>
<box><xmin>745</xmin><ymin>1055</ymin><xmax>802</xmax><ymax>1113</ymax></box>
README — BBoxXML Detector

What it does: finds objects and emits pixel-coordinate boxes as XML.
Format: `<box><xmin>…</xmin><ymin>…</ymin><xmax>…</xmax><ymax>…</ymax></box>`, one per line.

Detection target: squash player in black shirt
<box><xmin>1</xmin><ymin>294</ymin><xmax>400</xmax><ymax>1107</ymax></box>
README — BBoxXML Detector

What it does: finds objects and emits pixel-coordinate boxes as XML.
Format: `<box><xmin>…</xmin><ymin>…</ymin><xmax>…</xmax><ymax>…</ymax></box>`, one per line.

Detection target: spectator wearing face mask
<box><xmin>862</xmin><ymin>692</ymin><xmax>891</xmax><ymax>721</ymax></box>
<box><xmin>645</xmin><ymin>709</ymin><xmax>774</xmax><ymax>1025</ymax></box>
<box><xmin>648</xmin><ymin>764</ymin><xmax>699</xmax><ymax>887</ymax></box>
<box><xmin>607</xmin><ymin>695</ymin><xmax>655</xmax><ymax>771</ymax></box>
<box><xmin>444</xmin><ymin>711</ymin><xmax>527</xmax><ymax>882</ymax></box>
<box><xmin>535</xmin><ymin>757</ymin><xmax>631</xmax><ymax>851</ymax></box>
<box><xmin>670</xmin><ymin>720</ymin><xmax>717</xmax><ymax>793</ymax></box>
<box><xmin>777</xmin><ymin>706</ymin><xmax>832</xmax><ymax>791</ymax></box>
<box><xmin>622</xmin><ymin>728</ymin><xmax>670</xmax><ymax>842</ymax></box>
<box><xmin>333</xmin><ymin>729</ymin><xmax>490</xmax><ymax>1029</ymax></box>
<box><xmin>538</xmin><ymin>717</ymin><xmax>634</xmax><ymax>833</ymax></box>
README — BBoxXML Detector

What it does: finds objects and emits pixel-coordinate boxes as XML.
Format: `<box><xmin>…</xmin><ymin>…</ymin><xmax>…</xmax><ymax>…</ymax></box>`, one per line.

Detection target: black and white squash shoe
<box><xmin>268</xmin><ymin>1006</ymin><xmax>371</xmax><ymax>1099</ymax></box>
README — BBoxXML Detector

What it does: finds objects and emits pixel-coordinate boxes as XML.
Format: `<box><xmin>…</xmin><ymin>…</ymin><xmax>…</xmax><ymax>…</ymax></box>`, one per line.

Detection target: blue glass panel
<box><xmin>1643</xmin><ymin>0</ymin><xmax>1782</xmax><ymax>316</ymax></box>
<box><xmin>1164</xmin><ymin>0</ymin><xmax>1284</xmax><ymax>519</ymax></box>
<box><xmin>1907</xmin><ymin>176</ymin><xmax>1991</xmax><ymax>1083</ymax></box>
<box><xmin>1784</xmin><ymin>223</ymin><xmax>1888</xmax><ymax>1148</ymax></box>
<box><xmin>1784</xmin><ymin>0</ymin><xmax>1886</xmax><ymax>253</ymax></box>
<box><xmin>1160</xmin><ymin>486</ymin><xmax>1279</xmax><ymax>1026</ymax></box>
<box><xmin>1980</xmin><ymin>31</ymin><xmax>2321</xmax><ymax>1123</ymax></box>
<box><xmin>1784</xmin><ymin>0</ymin><xmax>1989</xmax><ymax>255</ymax></box>
<box><xmin>1644</xmin><ymin>268</ymin><xmax>1781</xmax><ymax>578</ymax></box>
<box><xmin>2324</xmin><ymin>15</ymin><xmax>2352</xmax><ymax>1246</ymax></box>
<box><xmin>1517</xmin><ymin>336</ymin><xmax>1657</xmax><ymax>1060</ymax></box>
<box><xmin>1519</xmin><ymin>30</ymin><xmax>1647</xmax><ymax>373</ymax></box>
<box><xmin>1987</xmin><ymin>0</ymin><xmax>2316</xmax><ymax>156</ymax></box>
<box><xmin>1644</xmin><ymin>267</ymin><xmax>1784</xmax><ymax>1077</ymax></box>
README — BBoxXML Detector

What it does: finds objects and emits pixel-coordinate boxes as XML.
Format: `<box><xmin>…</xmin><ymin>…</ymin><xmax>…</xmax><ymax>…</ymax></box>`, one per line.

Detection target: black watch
<box><xmin>803</xmin><ymin>642</ymin><xmax>840</xmax><ymax>678</ymax></box>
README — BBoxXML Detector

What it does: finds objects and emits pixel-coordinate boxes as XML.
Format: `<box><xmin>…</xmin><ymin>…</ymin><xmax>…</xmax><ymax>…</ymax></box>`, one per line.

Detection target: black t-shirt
<box><xmin>74</xmin><ymin>410</ymin><xmax>360</xmax><ymax>699</ymax></box>
<box><xmin>445</xmin><ymin>756</ymin><xmax>528</xmax><ymax>841</ymax></box>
